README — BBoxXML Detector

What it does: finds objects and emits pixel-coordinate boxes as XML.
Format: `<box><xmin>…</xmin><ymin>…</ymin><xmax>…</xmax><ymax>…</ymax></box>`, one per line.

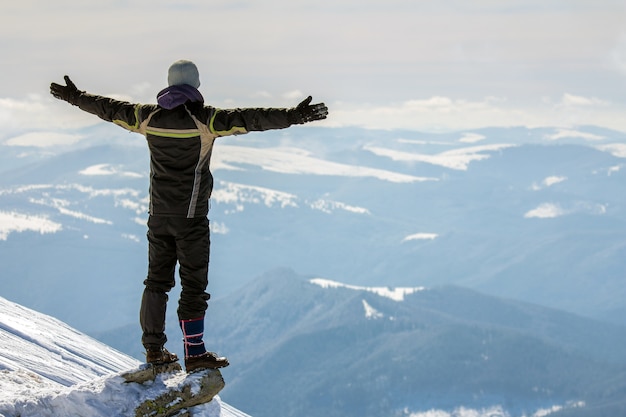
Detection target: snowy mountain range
<box><xmin>3</xmin><ymin>270</ymin><xmax>625</xmax><ymax>417</ymax></box>
<box><xmin>0</xmin><ymin>125</ymin><xmax>624</xmax><ymax>331</ymax></box>
<box><xmin>0</xmin><ymin>295</ymin><xmax>248</xmax><ymax>417</ymax></box>
<box><xmin>0</xmin><ymin>124</ymin><xmax>625</xmax><ymax>416</ymax></box>
<box><xmin>98</xmin><ymin>268</ymin><xmax>626</xmax><ymax>417</ymax></box>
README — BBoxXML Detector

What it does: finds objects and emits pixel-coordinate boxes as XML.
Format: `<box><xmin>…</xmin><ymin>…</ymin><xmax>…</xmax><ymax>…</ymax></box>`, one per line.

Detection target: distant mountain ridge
<box><xmin>0</xmin><ymin>125</ymin><xmax>624</xmax><ymax>334</ymax></box>
<box><xmin>97</xmin><ymin>268</ymin><xmax>626</xmax><ymax>417</ymax></box>
<box><xmin>217</xmin><ymin>269</ymin><xmax>626</xmax><ymax>417</ymax></box>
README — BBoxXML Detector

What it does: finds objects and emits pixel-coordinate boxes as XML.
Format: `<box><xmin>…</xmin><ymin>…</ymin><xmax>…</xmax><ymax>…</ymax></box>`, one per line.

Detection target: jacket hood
<box><xmin>157</xmin><ymin>85</ymin><xmax>204</xmax><ymax>110</ymax></box>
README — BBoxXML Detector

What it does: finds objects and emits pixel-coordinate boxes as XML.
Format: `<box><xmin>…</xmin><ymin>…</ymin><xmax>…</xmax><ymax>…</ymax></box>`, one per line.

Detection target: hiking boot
<box><xmin>146</xmin><ymin>347</ymin><xmax>179</xmax><ymax>365</ymax></box>
<box><xmin>185</xmin><ymin>351</ymin><xmax>229</xmax><ymax>372</ymax></box>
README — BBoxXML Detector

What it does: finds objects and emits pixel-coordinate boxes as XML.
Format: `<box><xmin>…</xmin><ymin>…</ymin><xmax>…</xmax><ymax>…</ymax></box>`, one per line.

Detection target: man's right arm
<box><xmin>50</xmin><ymin>76</ymin><xmax>143</xmax><ymax>131</ymax></box>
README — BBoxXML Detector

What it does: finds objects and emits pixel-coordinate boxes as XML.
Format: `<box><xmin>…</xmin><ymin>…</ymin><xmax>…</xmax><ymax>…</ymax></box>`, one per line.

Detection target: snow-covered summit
<box><xmin>0</xmin><ymin>296</ymin><xmax>138</xmax><ymax>387</ymax></box>
<box><xmin>0</xmin><ymin>295</ymin><xmax>249</xmax><ymax>417</ymax></box>
<box><xmin>309</xmin><ymin>277</ymin><xmax>425</xmax><ymax>301</ymax></box>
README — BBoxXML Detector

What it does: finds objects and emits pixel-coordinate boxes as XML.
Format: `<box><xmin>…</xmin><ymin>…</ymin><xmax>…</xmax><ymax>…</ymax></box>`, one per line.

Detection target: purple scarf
<box><xmin>157</xmin><ymin>84</ymin><xmax>204</xmax><ymax>109</ymax></box>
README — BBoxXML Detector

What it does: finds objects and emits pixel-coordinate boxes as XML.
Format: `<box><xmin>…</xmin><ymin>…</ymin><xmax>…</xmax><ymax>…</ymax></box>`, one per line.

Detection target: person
<box><xmin>50</xmin><ymin>60</ymin><xmax>328</xmax><ymax>372</ymax></box>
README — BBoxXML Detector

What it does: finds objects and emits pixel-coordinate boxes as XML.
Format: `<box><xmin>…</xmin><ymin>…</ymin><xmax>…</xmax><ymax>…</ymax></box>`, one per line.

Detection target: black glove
<box><xmin>288</xmin><ymin>96</ymin><xmax>328</xmax><ymax>124</ymax></box>
<box><xmin>50</xmin><ymin>76</ymin><xmax>81</xmax><ymax>104</ymax></box>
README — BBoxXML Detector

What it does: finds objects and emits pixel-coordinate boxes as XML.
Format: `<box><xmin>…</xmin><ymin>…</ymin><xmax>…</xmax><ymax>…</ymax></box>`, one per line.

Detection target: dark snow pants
<box><xmin>140</xmin><ymin>215</ymin><xmax>211</xmax><ymax>350</ymax></box>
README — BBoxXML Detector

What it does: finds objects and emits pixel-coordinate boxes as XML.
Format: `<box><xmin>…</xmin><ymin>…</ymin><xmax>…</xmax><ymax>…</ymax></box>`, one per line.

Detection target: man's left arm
<box><xmin>210</xmin><ymin>96</ymin><xmax>328</xmax><ymax>136</ymax></box>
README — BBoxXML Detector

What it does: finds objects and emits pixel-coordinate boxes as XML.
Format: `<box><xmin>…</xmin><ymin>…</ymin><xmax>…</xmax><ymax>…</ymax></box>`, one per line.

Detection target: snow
<box><xmin>458</xmin><ymin>133</ymin><xmax>486</xmax><ymax>143</ymax></box>
<box><xmin>362</xmin><ymin>300</ymin><xmax>384</xmax><ymax>319</ymax></box>
<box><xmin>121</xmin><ymin>233</ymin><xmax>141</xmax><ymax>243</ymax></box>
<box><xmin>595</xmin><ymin>143</ymin><xmax>626</xmax><ymax>158</ymax></box>
<box><xmin>541</xmin><ymin>176</ymin><xmax>567</xmax><ymax>187</ymax></box>
<box><xmin>310</xmin><ymin>278</ymin><xmax>425</xmax><ymax>302</ymax></box>
<box><xmin>309</xmin><ymin>199</ymin><xmax>371</xmax><ymax>215</ymax></box>
<box><xmin>0</xmin><ymin>183</ymin><xmax>148</xmax><ymax>234</ymax></box>
<box><xmin>524</xmin><ymin>202</ymin><xmax>607</xmax><ymax>219</ymax></box>
<box><xmin>79</xmin><ymin>163</ymin><xmax>143</xmax><ymax>178</ymax></box>
<box><xmin>405</xmin><ymin>403</ymin><xmax>585</xmax><ymax>417</ymax></box>
<box><xmin>0</xmin><ymin>370</ymin><xmax>229</xmax><ymax>417</ymax></box>
<box><xmin>364</xmin><ymin>143</ymin><xmax>516</xmax><ymax>170</ymax></box>
<box><xmin>0</xmin><ymin>183</ymin><xmax>142</xmax><ymax>200</ymax></box>
<box><xmin>607</xmin><ymin>165</ymin><xmax>622</xmax><ymax>175</ymax></box>
<box><xmin>0</xmin><ymin>296</ymin><xmax>138</xmax><ymax>387</ymax></box>
<box><xmin>212</xmin><ymin>181</ymin><xmax>299</xmax><ymax>210</ymax></box>
<box><xmin>530</xmin><ymin>176</ymin><xmax>567</xmax><ymax>191</ymax></box>
<box><xmin>210</xmin><ymin>221</ymin><xmax>230</xmax><ymax>235</ymax></box>
<box><xmin>212</xmin><ymin>144</ymin><xmax>433</xmax><ymax>183</ymax></box>
<box><xmin>0</xmin><ymin>211</ymin><xmax>62</xmax><ymax>240</ymax></box>
<box><xmin>212</xmin><ymin>180</ymin><xmax>371</xmax><ymax>216</ymax></box>
<box><xmin>408</xmin><ymin>405</ymin><xmax>509</xmax><ymax>417</ymax></box>
<box><xmin>29</xmin><ymin>196</ymin><xmax>112</xmax><ymax>224</ymax></box>
<box><xmin>544</xmin><ymin>128</ymin><xmax>605</xmax><ymax>141</ymax></box>
<box><xmin>403</xmin><ymin>233</ymin><xmax>438</xmax><ymax>242</ymax></box>
<box><xmin>524</xmin><ymin>203</ymin><xmax>565</xmax><ymax>219</ymax></box>
<box><xmin>0</xmin><ymin>295</ymin><xmax>249</xmax><ymax>417</ymax></box>
<box><xmin>0</xmin><ymin>274</ymin><xmax>591</xmax><ymax>417</ymax></box>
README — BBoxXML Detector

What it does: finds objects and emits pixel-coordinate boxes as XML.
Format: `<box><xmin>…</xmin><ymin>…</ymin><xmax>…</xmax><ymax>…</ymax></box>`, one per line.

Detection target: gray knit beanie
<box><xmin>167</xmin><ymin>60</ymin><xmax>201</xmax><ymax>88</ymax></box>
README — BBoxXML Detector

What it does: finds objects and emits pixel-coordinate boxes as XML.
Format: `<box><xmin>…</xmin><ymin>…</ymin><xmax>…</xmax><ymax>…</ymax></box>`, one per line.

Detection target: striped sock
<box><xmin>180</xmin><ymin>317</ymin><xmax>207</xmax><ymax>358</ymax></box>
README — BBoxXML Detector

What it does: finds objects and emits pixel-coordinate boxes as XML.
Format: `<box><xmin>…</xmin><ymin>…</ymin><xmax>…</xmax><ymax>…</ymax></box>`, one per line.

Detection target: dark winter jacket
<box><xmin>71</xmin><ymin>91</ymin><xmax>295</xmax><ymax>218</ymax></box>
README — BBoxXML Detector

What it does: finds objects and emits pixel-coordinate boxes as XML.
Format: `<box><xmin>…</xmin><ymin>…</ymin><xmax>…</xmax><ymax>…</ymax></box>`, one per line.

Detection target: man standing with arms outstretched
<box><xmin>50</xmin><ymin>60</ymin><xmax>328</xmax><ymax>372</ymax></box>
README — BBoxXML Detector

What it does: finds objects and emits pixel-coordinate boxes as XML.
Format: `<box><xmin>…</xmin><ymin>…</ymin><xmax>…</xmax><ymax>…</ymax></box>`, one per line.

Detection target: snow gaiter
<box><xmin>140</xmin><ymin>288</ymin><xmax>168</xmax><ymax>350</ymax></box>
<box><xmin>180</xmin><ymin>317</ymin><xmax>207</xmax><ymax>358</ymax></box>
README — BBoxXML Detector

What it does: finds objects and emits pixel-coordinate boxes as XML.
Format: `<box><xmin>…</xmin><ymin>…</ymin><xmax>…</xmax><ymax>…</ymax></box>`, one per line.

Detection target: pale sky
<box><xmin>1</xmin><ymin>0</ymin><xmax>626</xmax><ymax>134</ymax></box>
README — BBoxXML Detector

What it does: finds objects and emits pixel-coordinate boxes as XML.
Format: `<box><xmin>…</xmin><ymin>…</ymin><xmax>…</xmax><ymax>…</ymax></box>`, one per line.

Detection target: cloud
<box><xmin>1</xmin><ymin>93</ymin><xmax>624</xmax><ymax>157</ymax></box>
<box><xmin>0</xmin><ymin>96</ymin><xmax>101</xmax><ymax>137</ymax></box>
<box><xmin>3</xmin><ymin>89</ymin><xmax>626</xmax><ymax>141</ymax></box>
<box><xmin>326</xmin><ymin>95</ymin><xmax>626</xmax><ymax>132</ymax></box>
<box><xmin>559</xmin><ymin>93</ymin><xmax>609</xmax><ymax>107</ymax></box>
<box><xmin>610</xmin><ymin>33</ymin><xmax>626</xmax><ymax>74</ymax></box>
<box><xmin>2</xmin><ymin>0</ymin><xmax>626</xmax><ymax>133</ymax></box>
<box><xmin>251</xmin><ymin>91</ymin><xmax>273</xmax><ymax>99</ymax></box>
<box><xmin>6</xmin><ymin>131</ymin><xmax>85</xmax><ymax>147</ymax></box>
<box><xmin>282</xmin><ymin>90</ymin><xmax>305</xmax><ymax>101</ymax></box>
